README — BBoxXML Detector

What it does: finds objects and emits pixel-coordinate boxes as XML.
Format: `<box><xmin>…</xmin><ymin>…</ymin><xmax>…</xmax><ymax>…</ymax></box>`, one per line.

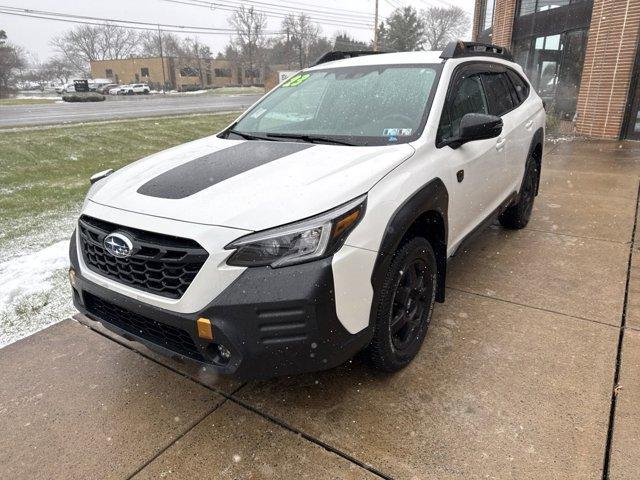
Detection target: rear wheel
<box><xmin>499</xmin><ymin>156</ymin><xmax>538</xmax><ymax>229</ymax></box>
<box><xmin>367</xmin><ymin>237</ymin><xmax>437</xmax><ymax>372</ymax></box>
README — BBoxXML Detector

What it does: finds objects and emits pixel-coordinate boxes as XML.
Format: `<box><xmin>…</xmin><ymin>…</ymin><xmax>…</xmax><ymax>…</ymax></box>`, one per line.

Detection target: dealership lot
<box><xmin>1</xmin><ymin>139</ymin><xmax>639</xmax><ymax>479</ymax></box>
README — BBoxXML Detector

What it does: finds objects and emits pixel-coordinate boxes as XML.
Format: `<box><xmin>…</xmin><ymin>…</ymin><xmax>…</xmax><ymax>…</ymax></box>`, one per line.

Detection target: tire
<box><xmin>499</xmin><ymin>156</ymin><xmax>538</xmax><ymax>229</ymax></box>
<box><xmin>128</xmin><ymin>90</ymin><xmax>134</xmax><ymax>95</ymax></box>
<box><xmin>367</xmin><ymin>237</ymin><xmax>437</xmax><ymax>372</ymax></box>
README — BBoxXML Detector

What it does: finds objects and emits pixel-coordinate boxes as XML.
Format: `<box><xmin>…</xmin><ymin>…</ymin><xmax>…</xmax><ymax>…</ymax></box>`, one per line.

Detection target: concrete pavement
<box><xmin>1</xmin><ymin>139</ymin><xmax>639</xmax><ymax>479</ymax></box>
<box><xmin>0</xmin><ymin>94</ymin><xmax>262</xmax><ymax>127</ymax></box>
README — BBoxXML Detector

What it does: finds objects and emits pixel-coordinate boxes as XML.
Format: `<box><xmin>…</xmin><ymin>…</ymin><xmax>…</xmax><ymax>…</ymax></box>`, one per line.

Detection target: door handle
<box><xmin>495</xmin><ymin>137</ymin><xmax>506</xmax><ymax>150</ymax></box>
<box><xmin>525</xmin><ymin>120</ymin><xmax>534</xmax><ymax>129</ymax></box>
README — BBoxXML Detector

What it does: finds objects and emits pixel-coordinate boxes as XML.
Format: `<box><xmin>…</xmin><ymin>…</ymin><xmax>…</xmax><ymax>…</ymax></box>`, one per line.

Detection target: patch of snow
<box><xmin>169</xmin><ymin>89</ymin><xmax>207</xmax><ymax>95</ymax></box>
<box><xmin>0</xmin><ymin>233</ymin><xmax>76</xmax><ymax>348</ymax></box>
<box><xmin>15</xmin><ymin>95</ymin><xmax>62</xmax><ymax>100</ymax></box>
<box><xmin>0</xmin><ymin>240</ymin><xmax>69</xmax><ymax>309</ymax></box>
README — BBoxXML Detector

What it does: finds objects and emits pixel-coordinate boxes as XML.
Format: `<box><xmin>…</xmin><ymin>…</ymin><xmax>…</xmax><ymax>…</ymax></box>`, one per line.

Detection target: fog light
<box><xmin>218</xmin><ymin>344</ymin><xmax>231</xmax><ymax>360</ymax></box>
<box><xmin>68</xmin><ymin>268</ymin><xmax>77</xmax><ymax>288</ymax></box>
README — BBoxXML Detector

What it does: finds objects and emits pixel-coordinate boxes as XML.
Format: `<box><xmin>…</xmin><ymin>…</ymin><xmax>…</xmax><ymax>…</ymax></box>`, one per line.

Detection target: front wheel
<box><xmin>367</xmin><ymin>237</ymin><xmax>437</xmax><ymax>372</ymax></box>
<box><xmin>499</xmin><ymin>157</ymin><xmax>538</xmax><ymax>229</ymax></box>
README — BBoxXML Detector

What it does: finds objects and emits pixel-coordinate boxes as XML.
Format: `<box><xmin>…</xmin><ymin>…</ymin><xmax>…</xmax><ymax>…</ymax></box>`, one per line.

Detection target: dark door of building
<box><xmin>625</xmin><ymin>78</ymin><xmax>640</xmax><ymax>140</ymax></box>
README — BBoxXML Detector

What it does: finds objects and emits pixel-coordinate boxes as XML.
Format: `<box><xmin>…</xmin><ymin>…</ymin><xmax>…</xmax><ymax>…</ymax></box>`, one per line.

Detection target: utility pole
<box><xmin>158</xmin><ymin>24</ymin><xmax>167</xmax><ymax>94</ymax></box>
<box><xmin>373</xmin><ymin>0</ymin><xmax>379</xmax><ymax>52</ymax></box>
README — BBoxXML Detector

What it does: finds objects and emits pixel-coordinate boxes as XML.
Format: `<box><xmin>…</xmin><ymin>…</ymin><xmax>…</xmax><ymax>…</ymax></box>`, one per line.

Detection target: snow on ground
<box><xmin>15</xmin><ymin>95</ymin><xmax>62</xmax><ymax>100</ymax></box>
<box><xmin>169</xmin><ymin>89</ymin><xmax>208</xmax><ymax>95</ymax></box>
<box><xmin>0</xmin><ymin>209</ymin><xmax>79</xmax><ymax>348</ymax></box>
<box><xmin>0</xmin><ymin>240</ymin><xmax>69</xmax><ymax>307</ymax></box>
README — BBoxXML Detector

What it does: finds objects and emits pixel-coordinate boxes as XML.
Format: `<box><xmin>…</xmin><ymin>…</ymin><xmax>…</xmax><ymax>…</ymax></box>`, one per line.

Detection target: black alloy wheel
<box><xmin>389</xmin><ymin>257</ymin><xmax>433</xmax><ymax>352</ymax></box>
<box><xmin>367</xmin><ymin>237</ymin><xmax>437</xmax><ymax>372</ymax></box>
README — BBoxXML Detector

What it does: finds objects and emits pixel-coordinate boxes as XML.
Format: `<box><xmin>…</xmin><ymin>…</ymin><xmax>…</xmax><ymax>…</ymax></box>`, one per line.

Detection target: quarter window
<box><xmin>506</xmin><ymin>70</ymin><xmax>530</xmax><ymax>103</ymax></box>
<box><xmin>481</xmin><ymin>72</ymin><xmax>516</xmax><ymax>116</ymax></box>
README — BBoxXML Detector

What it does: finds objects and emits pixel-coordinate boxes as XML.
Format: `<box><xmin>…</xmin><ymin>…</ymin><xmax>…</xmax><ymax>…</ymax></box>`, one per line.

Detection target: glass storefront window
<box><xmin>519</xmin><ymin>0</ymin><xmax>583</xmax><ymax>16</ymax></box>
<box><xmin>512</xmin><ymin>29</ymin><xmax>589</xmax><ymax>118</ymax></box>
<box><xmin>520</xmin><ymin>0</ymin><xmax>536</xmax><ymax>15</ymax></box>
<box><xmin>483</xmin><ymin>0</ymin><xmax>495</xmax><ymax>30</ymax></box>
<box><xmin>536</xmin><ymin>0</ymin><xmax>570</xmax><ymax>11</ymax></box>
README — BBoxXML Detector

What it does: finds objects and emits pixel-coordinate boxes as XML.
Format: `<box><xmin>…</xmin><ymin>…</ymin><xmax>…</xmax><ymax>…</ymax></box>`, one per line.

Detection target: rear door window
<box><xmin>481</xmin><ymin>72</ymin><xmax>516</xmax><ymax>116</ymax></box>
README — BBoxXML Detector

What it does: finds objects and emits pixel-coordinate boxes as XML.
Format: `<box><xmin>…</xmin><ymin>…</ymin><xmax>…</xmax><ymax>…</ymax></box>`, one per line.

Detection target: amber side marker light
<box><xmin>197</xmin><ymin>317</ymin><xmax>214</xmax><ymax>341</ymax></box>
<box><xmin>68</xmin><ymin>268</ymin><xmax>77</xmax><ymax>289</ymax></box>
<box><xmin>333</xmin><ymin>210</ymin><xmax>360</xmax><ymax>238</ymax></box>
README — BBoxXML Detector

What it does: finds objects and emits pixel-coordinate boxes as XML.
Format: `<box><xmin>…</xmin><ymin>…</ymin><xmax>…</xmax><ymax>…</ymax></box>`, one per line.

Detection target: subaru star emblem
<box><xmin>103</xmin><ymin>232</ymin><xmax>134</xmax><ymax>258</ymax></box>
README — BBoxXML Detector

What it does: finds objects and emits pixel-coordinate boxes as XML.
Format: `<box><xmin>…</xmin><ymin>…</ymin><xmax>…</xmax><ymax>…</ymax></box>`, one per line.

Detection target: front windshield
<box><xmin>229</xmin><ymin>64</ymin><xmax>440</xmax><ymax>146</ymax></box>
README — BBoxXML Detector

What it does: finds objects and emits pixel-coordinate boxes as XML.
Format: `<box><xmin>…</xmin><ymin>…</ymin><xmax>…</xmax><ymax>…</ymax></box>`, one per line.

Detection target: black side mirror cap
<box><xmin>440</xmin><ymin>113</ymin><xmax>503</xmax><ymax>149</ymax></box>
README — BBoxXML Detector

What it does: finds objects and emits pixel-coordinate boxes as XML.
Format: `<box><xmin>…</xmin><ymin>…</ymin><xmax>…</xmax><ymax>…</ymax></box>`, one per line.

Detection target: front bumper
<box><xmin>70</xmin><ymin>233</ymin><xmax>372</xmax><ymax>380</ymax></box>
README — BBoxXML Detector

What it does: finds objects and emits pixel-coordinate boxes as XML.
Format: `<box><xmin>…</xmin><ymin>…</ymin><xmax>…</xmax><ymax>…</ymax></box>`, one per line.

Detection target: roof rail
<box><xmin>312</xmin><ymin>50</ymin><xmax>387</xmax><ymax>66</ymax></box>
<box><xmin>440</xmin><ymin>41</ymin><xmax>513</xmax><ymax>62</ymax></box>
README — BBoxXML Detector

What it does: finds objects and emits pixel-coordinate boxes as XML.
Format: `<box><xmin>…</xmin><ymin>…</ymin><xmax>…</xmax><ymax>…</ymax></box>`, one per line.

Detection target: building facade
<box><xmin>90</xmin><ymin>57</ymin><xmax>263</xmax><ymax>91</ymax></box>
<box><xmin>473</xmin><ymin>0</ymin><xmax>640</xmax><ymax>139</ymax></box>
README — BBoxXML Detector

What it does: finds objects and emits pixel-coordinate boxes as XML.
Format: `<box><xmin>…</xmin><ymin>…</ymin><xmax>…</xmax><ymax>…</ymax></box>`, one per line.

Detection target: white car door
<box><xmin>438</xmin><ymin>67</ymin><xmax>507</xmax><ymax>250</ymax></box>
<box><xmin>480</xmin><ymin>69</ymin><xmax>525</xmax><ymax>199</ymax></box>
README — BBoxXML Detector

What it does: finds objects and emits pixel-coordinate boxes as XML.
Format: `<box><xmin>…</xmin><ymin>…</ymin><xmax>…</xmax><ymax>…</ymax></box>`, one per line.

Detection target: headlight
<box><xmin>225</xmin><ymin>195</ymin><xmax>366</xmax><ymax>268</ymax></box>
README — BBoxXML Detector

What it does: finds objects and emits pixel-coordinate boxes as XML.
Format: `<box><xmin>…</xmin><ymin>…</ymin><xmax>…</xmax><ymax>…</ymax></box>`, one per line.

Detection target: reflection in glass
<box><xmin>483</xmin><ymin>0</ymin><xmax>495</xmax><ymax>30</ymax></box>
<box><xmin>513</xmin><ymin>29</ymin><xmax>588</xmax><ymax>119</ymax></box>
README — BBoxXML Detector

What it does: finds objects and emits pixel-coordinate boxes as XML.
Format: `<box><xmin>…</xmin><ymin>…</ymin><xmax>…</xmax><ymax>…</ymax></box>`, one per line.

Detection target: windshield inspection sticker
<box><xmin>282</xmin><ymin>73</ymin><xmax>310</xmax><ymax>87</ymax></box>
<box><xmin>382</xmin><ymin>128</ymin><xmax>413</xmax><ymax>137</ymax></box>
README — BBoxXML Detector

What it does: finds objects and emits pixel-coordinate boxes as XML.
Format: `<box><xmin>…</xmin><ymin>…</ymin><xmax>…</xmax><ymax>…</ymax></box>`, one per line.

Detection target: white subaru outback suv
<box><xmin>69</xmin><ymin>42</ymin><xmax>545</xmax><ymax>379</ymax></box>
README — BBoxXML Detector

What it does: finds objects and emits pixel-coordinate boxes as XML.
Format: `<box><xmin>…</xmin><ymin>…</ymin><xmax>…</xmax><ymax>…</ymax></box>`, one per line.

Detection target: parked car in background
<box><xmin>55</xmin><ymin>83</ymin><xmax>75</xmax><ymax>94</ymax></box>
<box><xmin>98</xmin><ymin>83</ymin><xmax>119</xmax><ymax>95</ymax></box>
<box><xmin>89</xmin><ymin>79</ymin><xmax>112</xmax><ymax>92</ymax></box>
<box><xmin>126</xmin><ymin>84</ymin><xmax>151</xmax><ymax>95</ymax></box>
<box><xmin>109</xmin><ymin>85</ymin><xmax>127</xmax><ymax>95</ymax></box>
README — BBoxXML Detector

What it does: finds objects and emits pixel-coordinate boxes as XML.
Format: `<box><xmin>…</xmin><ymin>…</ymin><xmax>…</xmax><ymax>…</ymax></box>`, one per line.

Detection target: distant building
<box><xmin>90</xmin><ymin>57</ymin><xmax>265</xmax><ymax>91</ymax></box>
<box><xmin>472</xmin><ymin>0</ymin><xmax>640</xmax><ymax>140</ymax></box>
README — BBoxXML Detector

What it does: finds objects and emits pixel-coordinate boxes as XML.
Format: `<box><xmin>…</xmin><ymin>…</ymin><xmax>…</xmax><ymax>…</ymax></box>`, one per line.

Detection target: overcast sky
<box><xmin>0</xmin><ymin>0</ymin><xmax>476</xmax><ymax>61</ymax></box>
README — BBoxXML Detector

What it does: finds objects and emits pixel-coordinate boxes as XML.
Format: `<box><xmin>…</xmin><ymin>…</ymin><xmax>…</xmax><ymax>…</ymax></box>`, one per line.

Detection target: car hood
<box><xmin>88</xmin><ymin>135</ymin><xmax>414</xmax><ymax>231</ymax></box>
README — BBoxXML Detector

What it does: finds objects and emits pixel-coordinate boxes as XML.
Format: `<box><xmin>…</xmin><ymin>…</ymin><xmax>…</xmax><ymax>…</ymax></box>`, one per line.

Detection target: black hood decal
<box><xmin>137</xmin><ymin>141</ymin><xmax>313</xmax><ymax>199</ymax></box>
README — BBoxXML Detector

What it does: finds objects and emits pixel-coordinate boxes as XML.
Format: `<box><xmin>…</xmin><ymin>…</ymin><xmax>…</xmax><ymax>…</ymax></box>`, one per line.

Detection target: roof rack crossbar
<box><xmin>440</xmin><ymin>41</ymin><xmax>513</xmax><ymax>62</ymax></box>
<box><xmin>312</xmin><ymin>50</ymin><xmax>387</xmax><ymax>67</ymax></box>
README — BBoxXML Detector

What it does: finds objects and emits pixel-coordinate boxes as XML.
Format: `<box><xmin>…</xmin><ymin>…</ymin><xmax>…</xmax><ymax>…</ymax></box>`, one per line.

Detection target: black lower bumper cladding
<box><xmin>70</xmin><ymin>232</ymin><xmax>371</xmax><ymax>380</ymax></box>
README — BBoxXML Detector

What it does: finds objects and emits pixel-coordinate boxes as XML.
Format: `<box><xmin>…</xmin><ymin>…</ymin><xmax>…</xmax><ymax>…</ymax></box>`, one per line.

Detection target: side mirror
<box><xmin>90</xmin><ymin>168</ymin><xmax>114</xmax><ymax>185</ymax></box>
<box><xmin>442</xmin><ymin>113</ymin><xmax>503</xmax><ymax>149</ymax></box>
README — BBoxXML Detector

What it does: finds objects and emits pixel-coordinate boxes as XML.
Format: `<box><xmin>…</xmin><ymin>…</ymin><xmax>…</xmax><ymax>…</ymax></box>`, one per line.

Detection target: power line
<box><xmin>191</xmin><ymin>0</ymin><xmax>374</xmax><ymax>23</ymax></box>
<box><xmin>0</xmin><ymin>6</ymin><xmax>283</xmax><ymax>35</ymax></box>
<box><xmin>220</xmin><ymin>0</ymin><xmax>376</xmax><ymax>20</ymax></box>
<box><xmin>161</xmin><ymin>0</ymin><xmax>374</xmax><ymax>30</ymax></box>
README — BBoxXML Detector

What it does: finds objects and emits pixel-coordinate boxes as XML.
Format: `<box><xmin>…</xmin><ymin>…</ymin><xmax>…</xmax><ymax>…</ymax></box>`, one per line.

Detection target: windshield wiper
<box><xmin>266</xmin><ymin>133</ymin><xmax>357</xmax><ymax>146</ymax></box>
<box><xmin>226</xmin><ymin>128</ymin><xmax>275</xmax><ymax>142</ymax></box>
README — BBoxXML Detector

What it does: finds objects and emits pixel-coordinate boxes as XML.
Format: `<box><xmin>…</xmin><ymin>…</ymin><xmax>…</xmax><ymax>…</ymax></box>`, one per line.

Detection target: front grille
<box><xmin>84</xmin><ymin>292</ymin><xmax>205</xmax><ymax>362</ymax></box>
<box><xmin>78</xmin><ymin>215</ymin><xmax>208</xmax><ymax>299</ymax></box>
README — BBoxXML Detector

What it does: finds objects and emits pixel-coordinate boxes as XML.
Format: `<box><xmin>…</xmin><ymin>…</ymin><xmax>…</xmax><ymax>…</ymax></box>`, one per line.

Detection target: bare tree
<box><xmin>178</xmin><ymin>37</ymin><xmax>213</xmax><ymax>87</ymax></box>
<box><xmin>44</xmin><ymin>56</ymin><xmax>77</xmax><ymax>84</ymax></box>
<box><xmin>282</xmin><ymin>13</ymin><xmax>320</xmax><ymax>68</ymax></box>
<box><xmin>51</xmin><ymin>24</ymin><xmax>139</xmax><ymax>72</ymax></box>
<box><xmin>0</xmin><ymin>29</ymin><xmax>26</xmax><ymax>93</ymax></box>
<box><xmin>139</xmin><ymin>30</ymin><xmax>183</xmax><ymax>57</ymax></box>
<box><xmin>229</xmin><ymin>6</ymin><xmax>267</xmax><ymax>85</ymax></box>
<box><xmin>422</xmin><ymin>7</ymin><xmax>470</xmax><ymax>51</ymax></box>
<box><xmin>99</xmin><ymin>24</ymin><xmax>139</xmax><ymax>60</ymax></box>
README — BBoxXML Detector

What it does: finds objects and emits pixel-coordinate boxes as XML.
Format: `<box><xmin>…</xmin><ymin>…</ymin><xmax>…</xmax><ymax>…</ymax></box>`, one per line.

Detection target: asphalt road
<box><xmin>0</xmin><ymin>94</ymin><xmax>262</xmax><ymax>127</ymax></box>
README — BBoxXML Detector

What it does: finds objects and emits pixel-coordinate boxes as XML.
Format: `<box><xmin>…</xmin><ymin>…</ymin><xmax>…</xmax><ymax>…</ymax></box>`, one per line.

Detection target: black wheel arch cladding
<box><xmin>529</xmin><ymin>127</ymin><xmax>544</xmax><ymax>195</ymax></box>
<box><xmin>370</xmin><ymin>177</ymin><xmax>449</xmax><ymax>324</ymax></box>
